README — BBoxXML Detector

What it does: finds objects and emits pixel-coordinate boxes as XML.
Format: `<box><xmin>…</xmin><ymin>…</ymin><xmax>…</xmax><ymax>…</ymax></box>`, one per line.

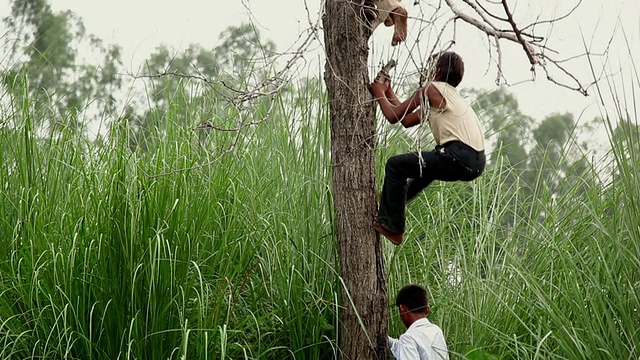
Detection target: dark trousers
<box><xmin>378</xmin><ymin>141</ymin><xmax>486</xmax><ymax>234</ymax></box>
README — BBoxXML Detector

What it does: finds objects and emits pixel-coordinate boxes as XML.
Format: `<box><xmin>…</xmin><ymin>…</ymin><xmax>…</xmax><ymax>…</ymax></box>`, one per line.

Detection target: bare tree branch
<box><xmin>520</xmin><ymin>0</ymin><xmax>583</xmax><ymax>32</ymax></box>
<box><xmin>463</xmin><ymin>0</ymin><xmax>507</xmax><ymax>25</ymax></box>
<box><xmin>439</xmin><ymin>0</ymin><xmax>589</xmax><ymax>95</ymax></box>
<box><xmin>145</xmin><ymin>100</ymin><xmax>276</xmax><ymax>179</ymax></box>
<box><xmin>500</xmin><ymin>0</ymin><xmax>537</xmax><ymax>66</ymax></box>
<box><xmin>127</xmin><ymin>2</ymin><xmax>324</xmax><ymax>178</ymax></box>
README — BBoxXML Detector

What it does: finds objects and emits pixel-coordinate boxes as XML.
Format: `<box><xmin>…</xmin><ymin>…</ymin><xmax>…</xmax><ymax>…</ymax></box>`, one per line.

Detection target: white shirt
<box><xmin>388</xmin><ymin>318</ymin><xmax>449</xmax><ymax>360</ymax></box>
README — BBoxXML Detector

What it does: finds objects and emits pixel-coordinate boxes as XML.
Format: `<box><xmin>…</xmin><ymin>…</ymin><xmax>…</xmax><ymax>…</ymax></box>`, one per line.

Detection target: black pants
<box><xmin>378</xmin><ymin>141</ymin><xmax>486</xmax><ymax>234</ymax></box>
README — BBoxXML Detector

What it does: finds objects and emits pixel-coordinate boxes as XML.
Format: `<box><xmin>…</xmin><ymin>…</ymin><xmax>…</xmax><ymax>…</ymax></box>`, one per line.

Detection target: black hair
<box><xmin>395</xmin><ymin>284</ymin><xmax>429</xmax><ymax>313</ymax></box>
<box><xmin>436</xmin><ymin>51</ymin><xmax>464</xmax><ymax>87</ymax></box>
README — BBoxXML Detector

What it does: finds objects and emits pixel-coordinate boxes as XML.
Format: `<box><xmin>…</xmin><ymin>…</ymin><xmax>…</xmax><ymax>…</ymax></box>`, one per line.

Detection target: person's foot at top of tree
<box><xmin>365</xmin><ymin>0</ymin><xmax>408</xmax><ymax>46</ymax></box>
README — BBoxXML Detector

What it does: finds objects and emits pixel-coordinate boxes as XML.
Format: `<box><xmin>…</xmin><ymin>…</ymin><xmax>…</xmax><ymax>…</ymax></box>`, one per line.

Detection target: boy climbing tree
<box><xmin>370</xmin><ymin>52</ymin><xmax>486</xmax><ymax>245</ymax></box>
<box><xmin>323</xmin><ymin>0</ymin><xmax>589</xmax><ymax>357</ymax></box>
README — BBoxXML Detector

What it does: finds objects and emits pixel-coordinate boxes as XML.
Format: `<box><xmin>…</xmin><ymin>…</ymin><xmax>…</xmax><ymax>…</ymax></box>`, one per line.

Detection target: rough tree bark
<box><xmin>322</xmin><ymin>1</ymin><xmax>388</xmax><ymax>359</ymax></box>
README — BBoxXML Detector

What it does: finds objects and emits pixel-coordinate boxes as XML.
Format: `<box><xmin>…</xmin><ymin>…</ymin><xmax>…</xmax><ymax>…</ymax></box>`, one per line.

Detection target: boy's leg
<box><xmin>368</xmin><ymin>0</ymin><xmax>407</xmax><ymax>45</ymax></box>
<box><xmin>406</xmin><ymin>175</ymin><xmax>433</xmax><ymax>202</ymax></box>
<box><xmin>376</xmin><ymin>148</ymin><xmax>464</xmax><ymax>243</ymax></box>
<box><xmin>388</xmin><ymin>7</ymin><xmax>408</xmax><ymax>46</ymax></box>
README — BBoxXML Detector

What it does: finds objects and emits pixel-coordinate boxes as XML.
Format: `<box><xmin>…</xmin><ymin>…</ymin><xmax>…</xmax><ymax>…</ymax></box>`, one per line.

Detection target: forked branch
<box><xmin>442</xmin><ymin>0</ymin><xmax>589</xmax><ymax>95</ymax></box>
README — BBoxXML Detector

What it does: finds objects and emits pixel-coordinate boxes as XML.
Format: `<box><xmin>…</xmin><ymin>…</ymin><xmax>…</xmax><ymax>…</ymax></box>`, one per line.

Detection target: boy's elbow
<box><xmin>400</xmin><ymin>118</ymin><xmax>415</xmax><ymax>128</ymax></box>
<box><xmin>400</xmin><ymin>114</ymin><xmax>420</xmax><ymax>128</ymax></box>
<box><xmin>383</xmin><ymin>112</ymin><xmax>401</xmax><ymax>124</ymax></box>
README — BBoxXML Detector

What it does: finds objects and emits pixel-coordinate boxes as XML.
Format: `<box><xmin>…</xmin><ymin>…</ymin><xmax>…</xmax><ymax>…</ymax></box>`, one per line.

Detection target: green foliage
<box><xmin>3</xmin><ymin>0</ymin><xmax>123</xmax><ymax>132</ymax></box>
<box><xmin>213</xmin><ymin>23</ymin><xmax>277</xmax><ymax>73</ymax></box>
<box><xmin>141</xmin><ymin>22</ymin><xmax>276</xmax><ymax>98</ymax></box>
<box><xmin>464</xmin><ymin>347</ymin><xmax>500</xmax><ymax>360</ymax></box>
<box><xmin>1</xmin><ymin>66</ymin><xmax>640</xmax><ymax>358</ymax></box>
<box><xmin>1</xmin><ymin>4</ymin><xmax>639</xmax><ymax>358</ymax></box>
<box><xmin>523</xmin><ymin>112</ymin><xmax>577</xmax><ymax>194</ymax></box>
<box><xmin>464</xmin><ymin>87</ymin><xmax>598</xmax><ymax>233</ymax></box>
<box><xmin>143</xmin><ymin>44</ymin><xmax>220</xmax><ymax>105</ymax></box>
<box><xmin>464</xmin><ymin>87</ymin><xmax>532</xmax><ymax>188</ymax></box>
<box><xmin>0</xmin><ymin>78</ymin><xmax>337</xmax><ymax>359</ymax></box>
<box><xmin>131</xmin><ymin>23</ymin><xmax>278</xmax><ymax>151</ymax></box>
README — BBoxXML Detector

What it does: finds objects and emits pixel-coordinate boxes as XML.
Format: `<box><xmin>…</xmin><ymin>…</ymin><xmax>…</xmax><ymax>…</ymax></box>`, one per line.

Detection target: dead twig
<box><xmin>500</xmin><ymin>0</ymin><xmax>537</xmax><ymax>67</ymax></box>
<box><xmin>438</xmin><ymin>0</ymin><xmax>589</xmax><ymax>95</ymax></box>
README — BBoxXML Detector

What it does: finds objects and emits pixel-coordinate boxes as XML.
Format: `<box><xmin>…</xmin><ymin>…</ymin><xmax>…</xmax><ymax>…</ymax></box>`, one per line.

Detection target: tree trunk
<box><xmin>322</xmin><ymin>1</ymin><xmax>388</xmax><ymax>359</ymax></box>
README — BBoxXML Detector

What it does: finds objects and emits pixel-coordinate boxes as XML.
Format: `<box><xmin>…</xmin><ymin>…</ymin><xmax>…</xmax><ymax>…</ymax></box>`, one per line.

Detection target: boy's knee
<box><xmin>369</xmin><ymin>0</ymin><xmax>404</xmax><ymax>24</ymax></box>
<box><xmin>384</xmin><ymin>6</ymin><xmax>407</xmax><ymax>26</ymax></box>
<box><xmin>385</xmin><ymin>155</ymin><xmax>402</xmax><ymax>174</ymax></box>
<box><xmin>392</xmin><ymin>6</ymin><xmax>408</xmax><ymax>17</ymax></box>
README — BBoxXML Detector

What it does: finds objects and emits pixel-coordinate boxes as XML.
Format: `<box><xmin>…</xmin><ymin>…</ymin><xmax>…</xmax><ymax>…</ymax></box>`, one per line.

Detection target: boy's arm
<box><xmin>426</xmin><ymin>83</ymin><xmax>446</xmax><ymax>109</ymax></box>
<box><xmin>396</xmin><ymin>84</ymin><xmax>446</xmax><ymax>127</ymax></box>
<box><xmin>385</xmin><ymin>85</ymin><xmax>401</xmax><ymax>106</ymax></box>
<box><xmin>372</xmin><ymin>85</ymin><xmax>423</xmax><ymax>124</ymax></box>
<box><xmin>390</xmin><ymin>335</ymin><xmax>421</xmax><ymax>360</ymax></box>
<box><xmin>388</xmin><ymin>336</ymin><xmax>397</xmax><ymax>348</ymax></box>
<box><xmin>399</xmin><ymin>110</ymin><xmax>421</xmax><ymax>128</ymax></box>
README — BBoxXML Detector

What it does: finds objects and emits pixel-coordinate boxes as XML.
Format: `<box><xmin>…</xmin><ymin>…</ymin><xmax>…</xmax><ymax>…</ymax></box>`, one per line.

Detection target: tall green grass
<box><xmin>383</xmin><ymin>76</ymin><xmax>640</xmax><ymax>358</ymax></box>
<box><xmin>0</xmin><ymin>78</ymin><xmax>337</xmax><ymax>359</ymax></box>
<box><xmin>0</xmin><ymin>68</ymin><xmax>639</xmax><ymax>360</ymax></box>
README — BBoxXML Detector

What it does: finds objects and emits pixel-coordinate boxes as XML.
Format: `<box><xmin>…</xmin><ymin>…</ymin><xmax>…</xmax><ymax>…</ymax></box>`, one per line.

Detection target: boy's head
<box><xmin>434</xmin><ymin>51</ymin><xmax>464</xmax><ymax>87</ymax></box>
<box><xmin>395</xmin><ymin>284</ymin><xmax>430</xmax><ymax>328</ymax></box>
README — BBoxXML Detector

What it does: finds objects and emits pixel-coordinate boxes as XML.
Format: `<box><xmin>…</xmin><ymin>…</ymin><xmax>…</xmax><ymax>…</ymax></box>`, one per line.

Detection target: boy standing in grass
<box><xmin>370</xmin><ymin>52</ymin><xmax>485</xmax><ymax>245</ymax></box>
<box><xmin>389</xmin><ymin>284</ymin><xmax>449</xmax><ymax>359</ymax></box>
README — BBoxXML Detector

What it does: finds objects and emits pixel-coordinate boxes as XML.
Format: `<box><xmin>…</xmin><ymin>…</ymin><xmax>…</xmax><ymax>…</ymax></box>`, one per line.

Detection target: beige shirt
<box><xmin>372</xmin><ymin>0</ymin><xmax>403</xmax><ymax>28</ymax></box>
<box><xmin>428</xmin><ymin>81</ymin><xmax>485</xmax><ymax>151</ymax></box>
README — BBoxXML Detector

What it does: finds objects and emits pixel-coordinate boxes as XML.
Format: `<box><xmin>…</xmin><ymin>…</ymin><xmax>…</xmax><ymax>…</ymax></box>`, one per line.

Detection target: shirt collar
<box><xmin>407</xmin><ymin>317</ymin><xmax>431</xmax><ymax>331</ymax></box>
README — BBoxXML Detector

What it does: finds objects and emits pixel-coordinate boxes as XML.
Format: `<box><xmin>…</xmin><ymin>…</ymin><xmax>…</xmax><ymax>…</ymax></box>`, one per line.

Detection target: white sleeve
<box><xmin>389</xmin><ymin>334</ymin><xmax>420</xmax><ymax>360</ymax></box>
<box><xmin>430</xmin><ymin>332</ymin><xmax>450</xmax><ymax>360</ymax></box>
<box><xmin>389</xmin><ymin>336</ymin><xmax>398</xmax><ymax>348</ymax></box>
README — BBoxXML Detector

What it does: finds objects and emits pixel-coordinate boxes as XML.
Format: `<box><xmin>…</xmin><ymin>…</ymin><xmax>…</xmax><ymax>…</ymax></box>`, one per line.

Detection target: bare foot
<box><xmin>389</xmin><ymin>7</ymin><xmax>407</xmax><ymax>46</ymax></box>
<box><xmin>392</xmin><ymin>27</ymin><xmax>407</xmax><ymax>46</ymax></box>
<box><xmin>384</xmin><ymin>15</ymin><xmax>394</xmax><ymax>27</ymax></box>
<box><xmin>373</xmin><ymin>217</ymin><xmax>404</xmax><ymax>245</ymax></box>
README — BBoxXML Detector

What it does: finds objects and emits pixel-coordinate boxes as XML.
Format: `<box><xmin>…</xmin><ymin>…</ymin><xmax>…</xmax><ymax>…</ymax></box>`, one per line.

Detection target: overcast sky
<box><xmin>1</xmin><ymin>0</ymin><xmax>638</xmax><ymax>145</ymax></box>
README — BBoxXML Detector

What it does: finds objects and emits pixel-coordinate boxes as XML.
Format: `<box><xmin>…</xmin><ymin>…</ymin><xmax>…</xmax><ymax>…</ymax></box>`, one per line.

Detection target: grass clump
<box><xmin>0</xmin><ymin>70</ymin><xmax>638</xmax><ymax>359</ymax></box>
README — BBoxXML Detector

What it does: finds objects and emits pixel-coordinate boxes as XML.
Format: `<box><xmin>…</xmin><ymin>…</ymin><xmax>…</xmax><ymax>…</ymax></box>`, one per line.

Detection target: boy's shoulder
<box><xmin>431</xmin><ymin>81</ymin><xmax>461</xmax><ymax>100</ymax></box>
